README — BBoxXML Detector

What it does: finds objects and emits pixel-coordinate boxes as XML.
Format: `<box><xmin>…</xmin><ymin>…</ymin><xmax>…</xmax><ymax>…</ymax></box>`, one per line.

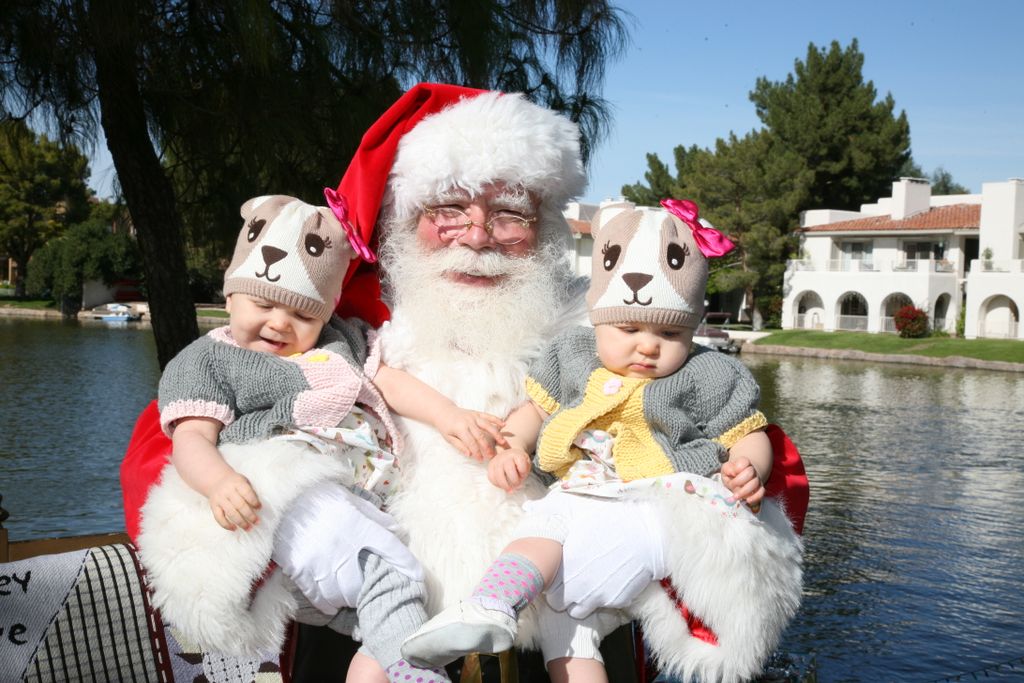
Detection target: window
<box><xmin>902</xmin><ymin>240</ymin><xmax>944</xmax><ymax>260</ymax></box>
<box><xmin>837</xmin><ymin>241</ymin><xmax>874</xmax><ymax>271</ymax></box>
<box><xmin>839</xmin><ymin>241</ymin><xmax>873</xmax><ymax>260</ymax></box>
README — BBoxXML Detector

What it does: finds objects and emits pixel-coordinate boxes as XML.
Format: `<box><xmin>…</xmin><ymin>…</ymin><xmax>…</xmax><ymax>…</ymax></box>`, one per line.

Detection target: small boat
<box><xmin>89</xmin><ymin>302</ymin><xmax>143</xmax><ymax>323</ymax></box>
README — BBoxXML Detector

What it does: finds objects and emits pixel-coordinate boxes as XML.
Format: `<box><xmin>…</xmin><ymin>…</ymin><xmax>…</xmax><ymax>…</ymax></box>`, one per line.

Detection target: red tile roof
<box><xmin>802</xmin><ymin>204</ymin><xmax>980</xmax><ymax>232</ymax></box>
<box><xmin>567</xmin><ymin>217</ymin><xmax>591</xmax><ymax>235</ymax></box>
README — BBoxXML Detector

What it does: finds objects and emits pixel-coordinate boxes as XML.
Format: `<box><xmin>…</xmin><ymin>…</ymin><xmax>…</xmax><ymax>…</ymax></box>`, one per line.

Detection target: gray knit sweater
<box><xmin>526</xmin><ymin>325</ymin><xmax>765</xmax><ymax>480</ymax></box>
<box><xmin>158</xmin><ymin>316</ymin><xmax>381</xmax><ymax>445</ymax></box>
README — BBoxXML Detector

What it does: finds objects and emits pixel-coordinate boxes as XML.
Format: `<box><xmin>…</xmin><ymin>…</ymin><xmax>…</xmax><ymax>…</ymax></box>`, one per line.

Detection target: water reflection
<box><xmin>0</xmin><ymin>317</ymin><xmax>161</xmax><ymax>537</ymax></box>
<box><xmin>744</xmin><ymin>355</ymin><xmax>1024</xmax><ymax>682</ymax></box>
<box><xmin>2</xmin><ymin>321</ymin><xmax>1022</xmax><ymax>682</ymax></box>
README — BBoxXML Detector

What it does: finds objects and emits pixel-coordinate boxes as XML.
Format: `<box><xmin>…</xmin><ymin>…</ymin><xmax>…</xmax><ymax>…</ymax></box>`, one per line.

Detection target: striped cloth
<box><xmin>1</xmin><ymin>543</ymin><xmax>287</xmax><ymax>683</ymax></box>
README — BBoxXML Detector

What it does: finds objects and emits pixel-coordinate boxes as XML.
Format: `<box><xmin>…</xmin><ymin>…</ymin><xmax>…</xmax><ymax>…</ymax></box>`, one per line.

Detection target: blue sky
<box><xmin>582</xmin><ymin>0</ymin><xmax>1024</xmax><ymax>204</ymax></box>
<box><xmin>89</xmin><ymin>1</ymin><xmax>1023</xmax><ymax>205</ymax></box>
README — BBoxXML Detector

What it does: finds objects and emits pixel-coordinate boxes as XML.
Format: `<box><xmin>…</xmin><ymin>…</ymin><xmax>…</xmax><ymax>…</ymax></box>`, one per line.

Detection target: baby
<box><xmin>142</xmin><ymin>194</ymin><xmax>503</xmax><ymax>683</ymax></box>
<box><xmin>402</xmin><ymin>200</ymin><xmax>773</xmax><ymax>681</ymax></box>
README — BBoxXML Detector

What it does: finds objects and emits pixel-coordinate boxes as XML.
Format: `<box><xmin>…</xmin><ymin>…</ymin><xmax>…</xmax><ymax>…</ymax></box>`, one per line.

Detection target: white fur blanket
<box><xmin>137</xmin><ymin>439</ymin><xmax>347</xmax><ymax>657</ymax></box>
<box><xmin>630</xmin><ymin>477</ymin><xmax>803</xmax><ymax>683</ymax></box>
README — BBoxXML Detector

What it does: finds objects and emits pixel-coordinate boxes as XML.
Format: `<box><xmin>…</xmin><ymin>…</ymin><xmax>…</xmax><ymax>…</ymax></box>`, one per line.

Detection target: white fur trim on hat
<box><xmin>388</xmin><ymin>91</ymin><xmax>586</xmax><ymax>219</ymax></box>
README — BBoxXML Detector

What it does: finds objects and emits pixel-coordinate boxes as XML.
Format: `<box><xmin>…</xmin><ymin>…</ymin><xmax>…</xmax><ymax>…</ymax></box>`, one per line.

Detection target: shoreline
<box><xmin>3</xmin><ymin>306</ymin><xmax>1022</xmax><ymax>372</ymax></box>
<box><xmin>741</xmin><ymin>342</ymin><xmax>1024</xmax><ymax>373</ymax></box>
<box><xmin>0</xmin><ymin>306</ymin><xmax>63</xmax><ymax>319</ymax></box>
<box><xmin>0</xmin><ymin>305</ymin><xmax>225</xmax><ymax>326</ymax></box>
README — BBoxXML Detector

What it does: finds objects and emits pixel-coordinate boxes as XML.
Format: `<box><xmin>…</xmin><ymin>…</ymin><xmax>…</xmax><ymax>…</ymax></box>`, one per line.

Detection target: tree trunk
<box><xmin>13</xmin><ymin>256</ymin><xmax>27</xmax><ymax>298</ymax></box>
<box><xmin>87</xmin><ymin>1</ymin><xmax>198</xmax><ymax>370</ymax></box>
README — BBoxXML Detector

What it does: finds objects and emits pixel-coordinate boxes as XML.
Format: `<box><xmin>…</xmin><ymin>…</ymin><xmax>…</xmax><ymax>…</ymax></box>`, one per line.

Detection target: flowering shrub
<box><xmin>894</xmin><ymin>305</ymin><xmax>929</xmax><ymax>338</ymax></box>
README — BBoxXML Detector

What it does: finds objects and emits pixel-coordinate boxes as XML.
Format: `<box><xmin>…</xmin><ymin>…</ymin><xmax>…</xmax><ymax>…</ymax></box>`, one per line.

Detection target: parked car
<box><xmin>692</xmin><ymin>315</ymin><xmax>739</xmax><ymax>353</ymax></box>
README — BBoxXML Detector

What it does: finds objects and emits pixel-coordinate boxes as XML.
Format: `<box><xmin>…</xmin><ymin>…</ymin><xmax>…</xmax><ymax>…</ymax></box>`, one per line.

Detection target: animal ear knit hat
<box><xmin>223</xmin><ymin>195</ymin><xmax>355</xmax><ymax>323</ymax></box>
<box><xmin>328</xmin><ymin>83</ymin><xmax>588</xmax><ymax>326</ymax></box>
<box><xmin>587</xmin><ymin>199</ymin><xmax>735</xmax><ymax>330</ymax></box>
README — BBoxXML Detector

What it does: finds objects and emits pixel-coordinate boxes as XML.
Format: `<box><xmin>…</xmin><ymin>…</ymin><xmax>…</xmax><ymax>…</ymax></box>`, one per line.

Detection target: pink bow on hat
<box><xmin>660</xmin><ymin>198</ymin><xmax>735</xmax><ymax>258</ymax></box>
<box><xmin>324</xmin><ymin>187</ymin><xmax>377</xmax><ymax>263</ymax></box>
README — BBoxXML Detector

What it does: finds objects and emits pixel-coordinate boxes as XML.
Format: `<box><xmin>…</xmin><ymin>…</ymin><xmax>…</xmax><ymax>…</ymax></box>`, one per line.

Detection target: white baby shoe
<box><xmin>401</xmin><ymin>600</ymin><xmax>518</xmax><ymax>667</ymax></box>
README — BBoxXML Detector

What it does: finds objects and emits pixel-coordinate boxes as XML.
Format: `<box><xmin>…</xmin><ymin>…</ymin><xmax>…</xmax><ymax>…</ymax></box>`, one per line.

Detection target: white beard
<box><xmin>378</xmin><ymin>229</ymin><xmax>578</xmax><ymax>363</ymax></box>
<box><xmin>375</xmin><ymin>226</ymin><xmax>587</xmax><ymax>644</ymax></box>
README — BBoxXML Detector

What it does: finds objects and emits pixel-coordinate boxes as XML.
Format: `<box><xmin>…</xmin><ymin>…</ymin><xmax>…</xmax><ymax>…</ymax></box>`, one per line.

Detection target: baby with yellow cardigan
<box><xmin>402</xmin><ymin>200</ymin><xmax>801</xmax><ymax>682</ymax></box>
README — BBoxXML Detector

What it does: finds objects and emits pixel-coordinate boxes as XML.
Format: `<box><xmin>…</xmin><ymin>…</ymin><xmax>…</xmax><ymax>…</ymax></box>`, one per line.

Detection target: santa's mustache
<box><xmin>426</xmin><ymin>248</ymin><xmax>520</xmax><ymax>278</ymax></box>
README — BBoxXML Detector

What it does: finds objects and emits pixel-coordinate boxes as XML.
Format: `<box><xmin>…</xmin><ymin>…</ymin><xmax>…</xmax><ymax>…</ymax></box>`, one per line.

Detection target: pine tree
<box><xmin>621</xmin><ymin>145</ymin><xmax>700</xmax><ymax>205</ymax></box>
<box><xmin>681</xmin><ymin>131</ymin><xmax>808</xmax><ymax>326</ymax></box>
<box><xmin>749</xmin><ymin>39</ymin><xmax>911</xmax><ymax>211</ymax></box>
<box><xmin>624</xmin><ymin>39</ymin><xmax>913</xmax><ymax>326</ymax></box>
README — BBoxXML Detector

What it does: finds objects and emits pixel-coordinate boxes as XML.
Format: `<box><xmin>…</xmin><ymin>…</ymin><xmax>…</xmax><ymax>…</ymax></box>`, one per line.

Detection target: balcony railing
<box><xmin>789</xmin><ymin>259</ymin><xmax>959</xmax><ymax>274</ymax></box>
<box><xmin>826</xmin><ymin>259</ymin><xmax>876</xmax><ymax>272</ymax></box>
<box><xmin>836</xmin><ymin>314</ymin><xmax>868</xmax><ymax>331</ymax></box>
<box><xmin>880</xmin><ymin>316</ymin><xmax>898</xmax><ymax>333</ymax></box>
<box><xmin>970</xmin><ymin>259</ymin><xmax>1024</xmax><ymax>273</ymax></box>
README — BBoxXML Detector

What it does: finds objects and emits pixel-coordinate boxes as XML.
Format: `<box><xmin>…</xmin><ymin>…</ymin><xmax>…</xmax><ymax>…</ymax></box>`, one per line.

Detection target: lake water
<box><xmin>0</xmin><ymin>317</ymin><xmax>161</xmax><ymax>537</ymax></box>
<box><xmin>2</xmin><ymin>317</ymin><xmax>1022</xmax><ymax>682</ymax></box>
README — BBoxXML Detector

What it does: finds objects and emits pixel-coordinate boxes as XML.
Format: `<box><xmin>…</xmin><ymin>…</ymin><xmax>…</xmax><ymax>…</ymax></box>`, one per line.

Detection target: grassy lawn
<box><xmin>196</xmin><ymin>307</ymin><xmax>229</xmax><ymax>319</ymax></box>
<box><xmin>753</xmin><ymin>329</ymin><xmax>1024</xmax><ymax>364</ymax></box>
<box><xmin>0</xmin><ymin>298</ymin><xmax>58</xmax><ymax>310</ymax></box>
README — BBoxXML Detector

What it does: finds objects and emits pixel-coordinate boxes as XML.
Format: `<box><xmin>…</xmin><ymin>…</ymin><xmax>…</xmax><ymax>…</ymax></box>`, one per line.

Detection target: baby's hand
<box><xmin>208</xmin><ymin>471</ymin><xmax>262</xmax><ymax>531</ymax></box>
<box><xmin>720</xmin><ymin>456</ymin><xmax>765</xmax><ymax>512</ymax></box>
<box><xmin>437</xmin><ymin>407</ymin><xmax>508</xmax><ymax>461</ymax></box>
<box><xmin>487</xmin><ymin>449</ymin><xmax>532</xmax><ymax>492</ymax></box>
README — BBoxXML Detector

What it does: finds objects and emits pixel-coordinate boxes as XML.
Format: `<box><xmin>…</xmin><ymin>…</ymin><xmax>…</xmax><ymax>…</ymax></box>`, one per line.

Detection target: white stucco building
<box><xmin>563</xmin><ymin>200</ymin><xmax>598</xmax><ymax>278</ymax></box>
<box><xmin>781</xmin><ymin>178</ymin><xmax>1024</xmax><ymax>339</ymax></box>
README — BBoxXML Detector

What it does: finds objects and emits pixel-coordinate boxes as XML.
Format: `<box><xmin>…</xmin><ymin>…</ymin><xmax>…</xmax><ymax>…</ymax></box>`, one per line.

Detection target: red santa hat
<box><xmin>329</xmin><ymin>82</ymin><xmax>587</xmax><ymax>326</ymax></box>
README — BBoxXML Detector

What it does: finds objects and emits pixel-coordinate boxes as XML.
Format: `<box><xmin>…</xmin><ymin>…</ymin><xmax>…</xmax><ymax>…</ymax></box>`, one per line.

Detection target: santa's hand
<box><xmin>271</xmin><ymin>481</ymin><xmax>423</xmax><ymax>613</ymax></box>
<box><xmin>544</xmin><ymin>494</ymin><xmax>668</xmax><ymax>618</ymax></box>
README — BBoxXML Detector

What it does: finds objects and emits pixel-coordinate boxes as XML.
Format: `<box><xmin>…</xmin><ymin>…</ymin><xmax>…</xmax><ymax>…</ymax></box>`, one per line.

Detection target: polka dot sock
<box><xmin>469</xmin><ymin>552</ymin><xmax>545</xmax><ymax>617</ymax></box>
<box><xmin>386</xmin><ymin>658</ymin><xmax>450</xmax><ymax>682</ymax></box>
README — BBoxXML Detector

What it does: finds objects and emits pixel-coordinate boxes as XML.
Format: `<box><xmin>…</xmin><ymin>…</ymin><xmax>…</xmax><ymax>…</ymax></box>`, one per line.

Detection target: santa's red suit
<box><xmin>121</xmin><ymin>83</ymin><xmax>807</xmax><ymax>683</ymax></box>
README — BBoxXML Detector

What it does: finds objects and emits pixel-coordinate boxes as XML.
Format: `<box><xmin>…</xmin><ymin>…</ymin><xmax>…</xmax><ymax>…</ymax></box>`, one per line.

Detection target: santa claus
<box><xmin>289</xmin><ymin>84</ymin><xmax>804</xmax><ymax>682</ymax></box>
<box><xmin>301</xmin><ymin>83</ymin><xmax>607</xmax><ymax>681</ymax></box>
<box><xmin>121</xmin><ymin>83</ymin><xmax>807</xmax><ymax>683</ymax></box>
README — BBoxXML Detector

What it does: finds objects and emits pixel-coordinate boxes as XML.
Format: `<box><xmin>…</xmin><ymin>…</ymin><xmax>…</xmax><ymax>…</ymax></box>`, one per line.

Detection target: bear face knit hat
<box><xmin>587</xmin><ymin>199</ymin><xmax>735</xmax><ymax>330</ymax></box>
<box><xmin>328</xmin><ymin>83</ymin><xmax>587</xmax><ymax>326</ymax></box>
<box><xmin>223</xmin><ymin>195</ymin><xmax>355</xmax><ymax>323</ymax></box>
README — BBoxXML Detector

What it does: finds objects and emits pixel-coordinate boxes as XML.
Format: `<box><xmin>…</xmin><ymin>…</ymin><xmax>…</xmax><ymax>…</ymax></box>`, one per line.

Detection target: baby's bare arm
<box><xmin>171</xmin><ymin>417</ymin><xmax>261</xmax><ymax>530</ymax></box>
<box><xmin>500</xmin><ymin>400</ymin><xmax>547</xmax><ymax>454</ymax></box>
<box><xmin>484</xmin><ymin>401</ymin><xmax>549</xmax><ymax>491</ymax></box>
<box><xmin>374</xmin><ymin>363</ymin><xmax>507</xmax><ymax>459</ymax></box>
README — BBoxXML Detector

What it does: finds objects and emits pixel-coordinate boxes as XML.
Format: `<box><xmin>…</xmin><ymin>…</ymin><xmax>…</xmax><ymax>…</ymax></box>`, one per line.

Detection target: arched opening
<box><xmin>836</xmin><ymin>292</ymin><xmax>869</xmax><ymax>331</ymax></box>
<box><xmin>979</xmin><ymin>296</ymin><xmax>1020</xmax><ymax>339</ymax></box>
<box><xmin>795</xmin><ymin>291</ymin><xmax>825</xmax><ymax>329</ymax></box>
<box><xmin>933</xmin><ymin>294</ymin><xmax>951</xmax><ymax>333</ymax></box>
<box><xmin>880</xmin><ymin>293</ymin><xmax>914</xmax><ymax>333</ymax></box>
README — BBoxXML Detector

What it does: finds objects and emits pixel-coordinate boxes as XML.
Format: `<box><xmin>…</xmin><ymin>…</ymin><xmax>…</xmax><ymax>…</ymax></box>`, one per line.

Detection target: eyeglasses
<box><xmin>423</xmin><ymin>206</ymin><xmax>538</xmax><ymax>246</ymax></box>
